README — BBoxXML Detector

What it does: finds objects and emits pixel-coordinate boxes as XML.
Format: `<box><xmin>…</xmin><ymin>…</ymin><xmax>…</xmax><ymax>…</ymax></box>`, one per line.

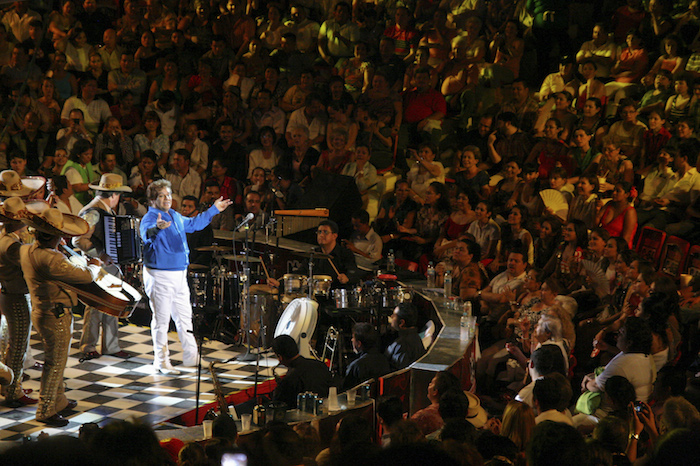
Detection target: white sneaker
<box><xmin>155</xmin><ymin>362</ymin><xmax>180</xmax><ymax>376</ymax></box>
<box><xmin>159</xmin><ymin>367</ymin><xmax>180</xmax><ymax>375</ymax></box>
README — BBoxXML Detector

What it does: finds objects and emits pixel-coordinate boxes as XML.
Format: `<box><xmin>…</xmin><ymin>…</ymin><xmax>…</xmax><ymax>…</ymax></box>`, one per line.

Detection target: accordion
<box><xmin>104</xmin><ymin>216</ymin><xmax>142</xmax><ymax>264</ymax></box>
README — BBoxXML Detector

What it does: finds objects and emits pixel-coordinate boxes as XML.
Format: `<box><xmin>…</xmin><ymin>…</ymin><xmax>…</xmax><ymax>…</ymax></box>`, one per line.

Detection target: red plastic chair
<box><xmin>686</xmin><ymin>245</ymin><xmax>700</xmax><ymax>277</ymax></box>
<box><xmin>659</xmin><ymin>236</ymin><xmax>691</xmax><ymax>280</ymax></box>
<box><xmin>635</xmin><ymin>227</ymin><xmax>666</xmax><ymax>267</ymax></box>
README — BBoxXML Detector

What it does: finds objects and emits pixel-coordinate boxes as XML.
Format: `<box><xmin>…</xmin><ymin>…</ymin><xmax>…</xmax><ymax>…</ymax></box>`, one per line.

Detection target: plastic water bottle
<box><xmin>426</xmin><ymin>262</ymin><xmax>436</xmax><ymax>288</ymax></box>
<box><xmin>460</xmin><ymin>311</ymin><xmax>469</xmax><ymax>341</ymax></box>
<box><xmin>443</xmin><ymin>269</ymin><xmax>452</xmax><ymax>296</ymax></box>
<box><xmin>463</xmin><ymin>301</ymin><xmax>472</xmax><ymax>316</ymax></box>
<box><xmin>387</xmin><ymin>249</ymin><xmax>396</xmax><ymax>272</ymax></box>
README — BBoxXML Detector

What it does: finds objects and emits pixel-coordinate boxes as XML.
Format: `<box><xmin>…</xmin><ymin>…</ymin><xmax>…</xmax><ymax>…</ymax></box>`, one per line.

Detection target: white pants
<box><xmin>143</xmin><ymin>268</ymin><xmax>198</xmax><ymax>368</ymax></box>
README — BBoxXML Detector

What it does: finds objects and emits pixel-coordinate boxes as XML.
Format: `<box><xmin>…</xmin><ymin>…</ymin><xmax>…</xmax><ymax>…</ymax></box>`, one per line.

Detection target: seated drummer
<box><xmin>268</xmin><ymin>219</ymin><xmax>359</xmax><ymax>289</ymax></box>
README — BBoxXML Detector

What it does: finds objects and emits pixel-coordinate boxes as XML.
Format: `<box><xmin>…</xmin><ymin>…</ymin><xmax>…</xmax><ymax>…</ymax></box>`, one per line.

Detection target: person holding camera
<box><xmin>55</xmin><ymin>108</ymin><xmax>93</xmax><ymax>151</ymax></box>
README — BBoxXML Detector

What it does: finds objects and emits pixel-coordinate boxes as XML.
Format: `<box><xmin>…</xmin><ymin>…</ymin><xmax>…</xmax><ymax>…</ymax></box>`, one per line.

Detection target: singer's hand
<box><xmin>156</xmin><ymin>213</ymin><xmax>171</xmax><ymax>230</ymax></box>
<box><xmin>213</xmin><ymin>196</ymin><xmax>233</xmax><ymax>212</ymax></box>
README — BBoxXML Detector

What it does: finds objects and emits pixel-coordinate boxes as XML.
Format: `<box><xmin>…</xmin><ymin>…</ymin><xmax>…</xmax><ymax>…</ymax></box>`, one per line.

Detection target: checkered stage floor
<box><xmin>0</xmin><ymin>317</ymin><xmax>282</xmax><ymax>441</ymax></box>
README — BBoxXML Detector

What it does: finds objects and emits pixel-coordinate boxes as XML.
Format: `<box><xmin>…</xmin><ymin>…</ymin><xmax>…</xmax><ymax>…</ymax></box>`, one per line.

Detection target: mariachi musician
<box><xmin>0</xmin><ymin>196</ymin><xmax>47</xmax><ymax>408</ymax></box>
<box><xmin>20</xmin><ymin>207</ymin><xmax>101</xmax><ymax>427</ymax></box>
<box><xmin>73</xmin><ymin>173</ymin><xmax>133</xmax><ymax>361</ymax></box>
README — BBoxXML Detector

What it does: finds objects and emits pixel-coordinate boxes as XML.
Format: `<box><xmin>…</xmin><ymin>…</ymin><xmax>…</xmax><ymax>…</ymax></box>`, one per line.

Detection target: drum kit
<box><xmin>176</xmin><ymin>242</ymin><xmax>417</xmax><ymax>366</ymax></box>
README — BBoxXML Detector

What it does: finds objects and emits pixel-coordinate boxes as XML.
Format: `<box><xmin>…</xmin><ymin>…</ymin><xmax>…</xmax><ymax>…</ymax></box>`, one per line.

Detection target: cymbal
<box><xmin>195</xmin><ymin>245</ymin><xmax>232</xmax><ymax>252</ymax></box>
<box><xmin>222</xmin><ymin>254</ymin><xmax>262</xmax><ymax>263</ymax></box>
<box><xmin>290</xmin><ymin>249</ymin><xmax>333</xmax><ymax>260</ymax></box>
<box><xmin>188</xmin><ymin>264</ymin><xmax>209</xmax><ymax>271</ymax></box>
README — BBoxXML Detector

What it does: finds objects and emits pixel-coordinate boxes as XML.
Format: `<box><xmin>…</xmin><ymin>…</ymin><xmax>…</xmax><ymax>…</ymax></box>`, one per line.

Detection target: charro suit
<box><xmin>19</xmin><ymin>243</ymin><xmax>97</xmax><ymax>421</ymax></box>
<box><xmin>0</xmin><ymin>232</ymin><xmax>32</xmax><ymax>401</ymax></box>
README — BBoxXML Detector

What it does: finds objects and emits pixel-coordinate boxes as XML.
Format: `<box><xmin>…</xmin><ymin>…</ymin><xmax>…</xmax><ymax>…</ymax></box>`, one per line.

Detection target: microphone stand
<box><xmin>236</xmin><ymin>222</ymin><xmax>256</xmax><ymax>362</ymax></box>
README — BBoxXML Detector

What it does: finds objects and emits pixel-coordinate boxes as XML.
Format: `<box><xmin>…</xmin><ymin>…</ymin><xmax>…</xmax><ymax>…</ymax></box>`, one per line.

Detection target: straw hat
<box><xmin>464</xmin><ymin>391</ymin><xmax>488</xmax><ymax>428</ymax></box>
<box><xmin>0</xmin><ymin>171</ymin><xmax>46</xmax><ymax>198</ymax></box>
<box><xmin>23</xmin><ymin>207</ymin><xmax>89</xmax><ymax>237</ymax></box>
<box><xmin>0</xmin><ymin>198</ymin><xmax>49</xmax><ymax>224</ymax></box>
<box><xmin>88</xmin><ymin>173</ymin><xmax>132</xmax><ymax>192</ymax></box>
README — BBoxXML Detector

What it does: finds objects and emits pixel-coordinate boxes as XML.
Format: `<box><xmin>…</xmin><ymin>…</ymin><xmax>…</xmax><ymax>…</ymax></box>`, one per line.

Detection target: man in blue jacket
<box><xmin>140</xmin><ymin>179</ymin><xmax>232</xmax><ymax>375</ymax></box>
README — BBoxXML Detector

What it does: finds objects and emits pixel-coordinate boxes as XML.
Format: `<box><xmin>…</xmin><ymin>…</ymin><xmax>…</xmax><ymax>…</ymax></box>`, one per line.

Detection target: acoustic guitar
<box><xmin>58</xmin><ymin>244</ymin><xmax>142</xmax><ymax>318</ymax></box>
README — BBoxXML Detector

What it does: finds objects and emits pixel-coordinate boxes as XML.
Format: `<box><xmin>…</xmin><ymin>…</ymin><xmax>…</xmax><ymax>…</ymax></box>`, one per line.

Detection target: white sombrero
<box><xmin>22</xmin><ymin>206</ymin><xmax>89</xmax><ymax>237</ymax></box>
<box><xmin>88</xmin><ymin>173</ymin><xmax>132</xmax><ymax>192</ymax></box>
<box><xmin>0</xmin><ymin>171</ymin><xmax>46</xmax><ymax>198</ymax></box>
<box><xmin>0</xmin><ymin>198</ymin><xmax>49</xmax><ymax>225</ymax></box>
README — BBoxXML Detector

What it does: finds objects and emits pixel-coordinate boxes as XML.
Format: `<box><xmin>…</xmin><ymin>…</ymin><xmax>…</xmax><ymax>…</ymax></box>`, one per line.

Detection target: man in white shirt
<box><xmin>165</xmin><ymin>149</ymin><xmax>201</xmax><ymax>208</ymax></box>
<box><xmin>1</xmin><ymin>2</ymin><xmax>39</xmax><ymax>43</ymax></box>
<box><xmin>478</xmin><ymin>249</ymin><xmax>528</xmax><ymax>347</ymax></box>
<box><xmin>318</xmin><ymin>1</ymin><xmax>359</xmax><ymax>64</ymax></box>
<box><xmin>286</xmin><ymin>94</ymin><xmax>326</xmax><ymax>149</ymax></box>
<box><xmin>638</xmin><ymin>141</ymin><xmax>700</xmax><ymax>230</ymax></box>
<box><xmin>343</xmin><ymin>210</ymin><xmax>382</xmax><ymax>271</ymax></box>
<box><xmin>60</xmin><ymin>77</ymin><xmax>112</xmax><ymax>137</ymax></box>
<box><xmin>576</xmin><ymin>23</ymin><xmax>618</xmax><ymax>78</ymax></box>
<box><xmin>284</xmin><ymin>4</ymin><xmax>320</xmax><ymax>54</ymax></box>
<box><xmin>97</xmin><ymin>29</ymin><xmax>123</xmax><ymax>72</ymax></box>
<box><xmin>538</xmin><ymin>56</ymin><xmax>580</xmax><ymax>102</ymax></box>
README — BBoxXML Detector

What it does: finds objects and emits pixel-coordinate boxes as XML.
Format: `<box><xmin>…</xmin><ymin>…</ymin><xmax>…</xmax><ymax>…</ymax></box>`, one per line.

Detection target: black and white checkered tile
<box><xmin>0</xmin><ymin>318</ymin><xmax>282</xmax><ymax>441</ymax></box>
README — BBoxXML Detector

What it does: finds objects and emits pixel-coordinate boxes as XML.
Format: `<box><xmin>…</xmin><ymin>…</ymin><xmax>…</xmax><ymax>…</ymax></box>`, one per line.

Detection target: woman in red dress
<box><xmin>596</xmin><ymin>181</ymin><xmax>638</xmax><ymax>248</ymax></box>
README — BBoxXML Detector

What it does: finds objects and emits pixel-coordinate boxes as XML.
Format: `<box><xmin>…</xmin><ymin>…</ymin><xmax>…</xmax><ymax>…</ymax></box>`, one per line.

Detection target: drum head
<box><xmin>274</xmin><ymin>298</ymin><xmax>318</xmax><ymax>342</ymax></box>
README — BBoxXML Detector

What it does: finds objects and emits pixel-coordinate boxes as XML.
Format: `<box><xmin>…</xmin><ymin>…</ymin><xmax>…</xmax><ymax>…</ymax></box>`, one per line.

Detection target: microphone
<box><xmin>235</xmin><ymin>212</ymin><xmax>255</xmax><ymax>232</ymax></box>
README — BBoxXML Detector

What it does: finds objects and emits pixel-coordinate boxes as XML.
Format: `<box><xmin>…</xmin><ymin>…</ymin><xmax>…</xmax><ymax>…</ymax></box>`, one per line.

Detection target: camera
<box><xmin>633</xmin><ymin>401</ymin><xmax>645</xmax><ymax>412</ymax></box>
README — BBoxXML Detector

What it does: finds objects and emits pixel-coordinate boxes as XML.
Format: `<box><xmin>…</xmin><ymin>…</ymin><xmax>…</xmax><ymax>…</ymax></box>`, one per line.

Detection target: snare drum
<box><xmin>311</xmin><ymin>275</ymin><xmax>333</xmax><ymax>297</ymax></box>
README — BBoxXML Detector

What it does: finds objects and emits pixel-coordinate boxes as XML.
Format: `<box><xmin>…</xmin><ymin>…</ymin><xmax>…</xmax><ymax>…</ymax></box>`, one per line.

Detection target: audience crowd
<box><xmin>4</xmin><ymin>0</ymin><xmax>700</xmax><ymax>464</ymax></box>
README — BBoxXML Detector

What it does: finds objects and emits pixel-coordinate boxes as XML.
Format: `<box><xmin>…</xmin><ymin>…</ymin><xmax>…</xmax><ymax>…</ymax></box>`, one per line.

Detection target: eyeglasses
<box><xmin>316</xmin><ymin>230</ymin><xmax>332</xmax><ymax>235</ymax></box>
